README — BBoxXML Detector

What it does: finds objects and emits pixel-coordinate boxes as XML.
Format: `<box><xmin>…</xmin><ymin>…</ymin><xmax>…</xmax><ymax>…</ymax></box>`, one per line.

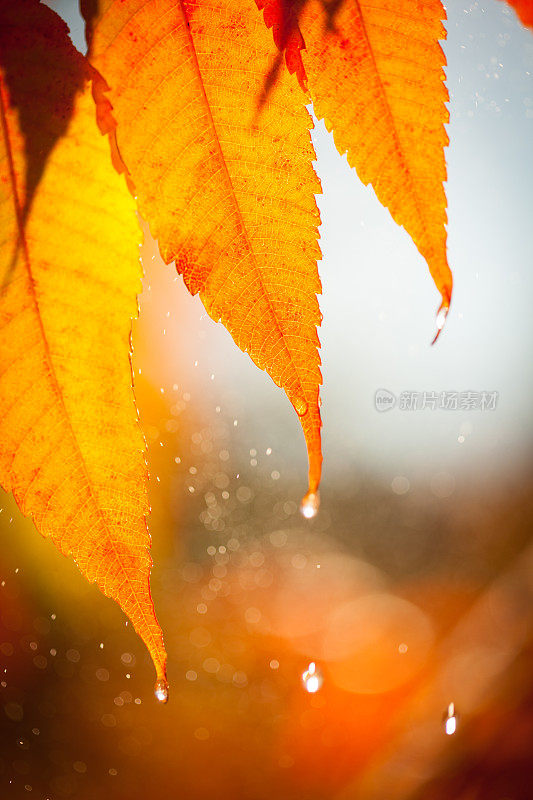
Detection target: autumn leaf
<box><xmin>1</xmin><ymin>0</ymin><xmax>475</xmax><ymax>700</ymax></box>
<box><xmin>256</xmin><ymin>0</ymin><xmax>452</xmax><ymax>335</ymax></box>
<box><xmin>85</xmin><ymin>0</ymin><xmax>324</xmax><ymax>506</ymax></box>
<box><xmin>0</xmin><ymin>0</ymin><xmax>167</xmax><ymax>692</ymax></box>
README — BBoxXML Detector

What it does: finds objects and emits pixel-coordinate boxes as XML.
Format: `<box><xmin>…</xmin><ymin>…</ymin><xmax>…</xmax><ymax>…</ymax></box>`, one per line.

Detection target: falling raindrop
<box><xmin>294</xmin><ymin>397</ymin><xmax>308</xmax><ymax>416</ymax></box>
<box><xmin>300</xmin><ymin>491</ymin><xmax>319</xmax><ymax>519</ymax></box>
<box><xmin>154</xmin><ymin>678</ymin><xmax>169</xmax><ymax>704</ymax></box>
<box><xmin>443</xmin><ymin>701</ymin><xmax>458</xmax><ymax>735</ymax></box>
<box><xmin>301</xmin><ymin>662</ymin><xmax>323</xmax><ymax>693</ymax></box>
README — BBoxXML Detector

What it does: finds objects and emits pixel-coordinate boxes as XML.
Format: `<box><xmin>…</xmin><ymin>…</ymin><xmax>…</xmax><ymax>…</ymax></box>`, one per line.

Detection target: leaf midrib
<box><xmin>351</xmin><ymin>0</ymin><xmax>441</xmax><ymax>247</ymax></box>
<box><xmin>176</xmin><ymin>0</ymin><xmax>310</xmax><ymax>404</ymax></box>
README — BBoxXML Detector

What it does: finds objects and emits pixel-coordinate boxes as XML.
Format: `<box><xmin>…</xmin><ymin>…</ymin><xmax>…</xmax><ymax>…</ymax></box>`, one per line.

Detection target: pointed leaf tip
<box><xmin>89</xmin><ymin>0</ymin><xmax>324</xmax><ymax>509</ymax></box>
<box><xmin>0</xmin><ymin>1</ymin><xmax>167</xmax><ymax>687</ymax></box>
<box><xmin>258</xmin><ymin>0</ymin><xmax>452</xmax><ymax>313</ymax></box>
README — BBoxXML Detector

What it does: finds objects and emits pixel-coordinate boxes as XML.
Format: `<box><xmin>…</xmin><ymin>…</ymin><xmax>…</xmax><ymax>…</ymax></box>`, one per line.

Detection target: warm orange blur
<box><xmin>1</xmin><ymin>229</ymin><xmax>532</xmax><ymax>799</ymax></box>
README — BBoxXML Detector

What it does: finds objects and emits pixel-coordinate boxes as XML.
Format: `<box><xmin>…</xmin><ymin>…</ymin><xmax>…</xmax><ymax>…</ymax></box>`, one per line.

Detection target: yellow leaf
<box><xmin>88</xmin><ymin>0</ymin><xmax>324</xmax><ymax>499</ymax></box>
<box><xmin>0</xmin><ymin>2</ymin><xmax>167</xmax><ymax>689</ymax></box>
<box><xmin>257</xmin><ymin>0</ymin><xmax>452</xmax><ymax>324</ymax></box>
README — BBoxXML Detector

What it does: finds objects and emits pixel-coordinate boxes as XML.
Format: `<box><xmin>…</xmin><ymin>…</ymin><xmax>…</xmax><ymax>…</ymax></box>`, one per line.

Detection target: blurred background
<box><xmin>1</xmin><ymin>0</ymin><xmax>533</xmax><ymax>798</ymax></box>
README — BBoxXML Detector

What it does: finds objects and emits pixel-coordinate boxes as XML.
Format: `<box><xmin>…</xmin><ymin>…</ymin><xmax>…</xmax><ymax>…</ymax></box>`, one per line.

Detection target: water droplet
<box><xmin>432</xmin><ymin>302</ymin><xmax>449</xmax><ymax>344</ymax></box>
<box><xmin>443</xmin><ymin>702</ymin><xmax>458</xmax><ymax>735</ymax></box>
<box><xmin>300</xmin><ymin>491</ymin><xmax>319</xmax><ymax>519</ymax></box>
<box><xmin>294</xmin><ymin>397</ymin><xmax>308</xmax><ymax>416</ymax></box>
<box><xmin>301</xmin><ymin>661</ymin><xmax>323</xmax><ymax>693</ymax></box>
<box><xmin>154</xmin><ymin>678</ymin><xmax>169</xmax><ymax>704</ymax></box>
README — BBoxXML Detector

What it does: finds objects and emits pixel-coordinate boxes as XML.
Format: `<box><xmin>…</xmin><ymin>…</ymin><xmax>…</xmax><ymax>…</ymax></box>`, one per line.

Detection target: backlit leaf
<box><xmin>256</xmin><ymin>0</ymin><xmax>452</xmax><ymax>322</ymax></box>
<box><xmin>0</xmin><ymin>1</ymin><xmax>167</xmax><ymax>686</ymax></box>
<box><xmin>87</xmin><ymin>0</ymin><xmax>324</xmax><ymax>498</ymax></box>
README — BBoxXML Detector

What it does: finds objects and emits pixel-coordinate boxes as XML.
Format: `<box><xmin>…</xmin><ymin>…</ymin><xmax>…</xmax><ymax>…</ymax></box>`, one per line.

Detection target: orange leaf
<box><xmin>0</xmin><ymin>1</ymin><xmax>167</xmax><ymax>690</ymax></box>
<box><xmin>256</xmin><ymin>0</ymin><xmax>452</xmax><ymax>325</ymax></box>
<box><xmin>87</xmin><ymin>0</ymin><xmax>324</xmax><ymax>500</ymax></box>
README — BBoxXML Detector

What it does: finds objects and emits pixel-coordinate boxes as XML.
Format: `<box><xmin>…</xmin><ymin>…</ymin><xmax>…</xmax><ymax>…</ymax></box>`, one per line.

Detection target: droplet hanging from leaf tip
<box><xmin>300</xmin><ymin>491</ymin><xmax>319</xmax><ymax>519</ymax></box>
<box><xmin>154</xmin><ymin>678</ymin><xmax>169</xmax><ymax>704</ymax></box>
<box><xmin>301</xmin><ymin>661</ymin><xmax>323</xmax><ymax>693</ymax></box>
<box><xmin>443</xmin><ymin>701</ymin><xmax>458</xmax><ymax>735</ymax></box>
<box><xmin>431</xmin><ymin>301</ymin><xmax>450</xmax><ymax>345</ymax></box>
<box><xmin>294</xmin><ymin>396</ymin><xmax>308</xmax><ymax>417</ymax></box>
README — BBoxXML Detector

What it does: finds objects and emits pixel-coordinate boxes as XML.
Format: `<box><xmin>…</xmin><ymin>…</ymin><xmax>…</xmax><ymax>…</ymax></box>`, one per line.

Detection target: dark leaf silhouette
<box><xmin>0</xmin><ymin>0</ymin><xmax>85</xmax><ymax>272</ymax></box>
